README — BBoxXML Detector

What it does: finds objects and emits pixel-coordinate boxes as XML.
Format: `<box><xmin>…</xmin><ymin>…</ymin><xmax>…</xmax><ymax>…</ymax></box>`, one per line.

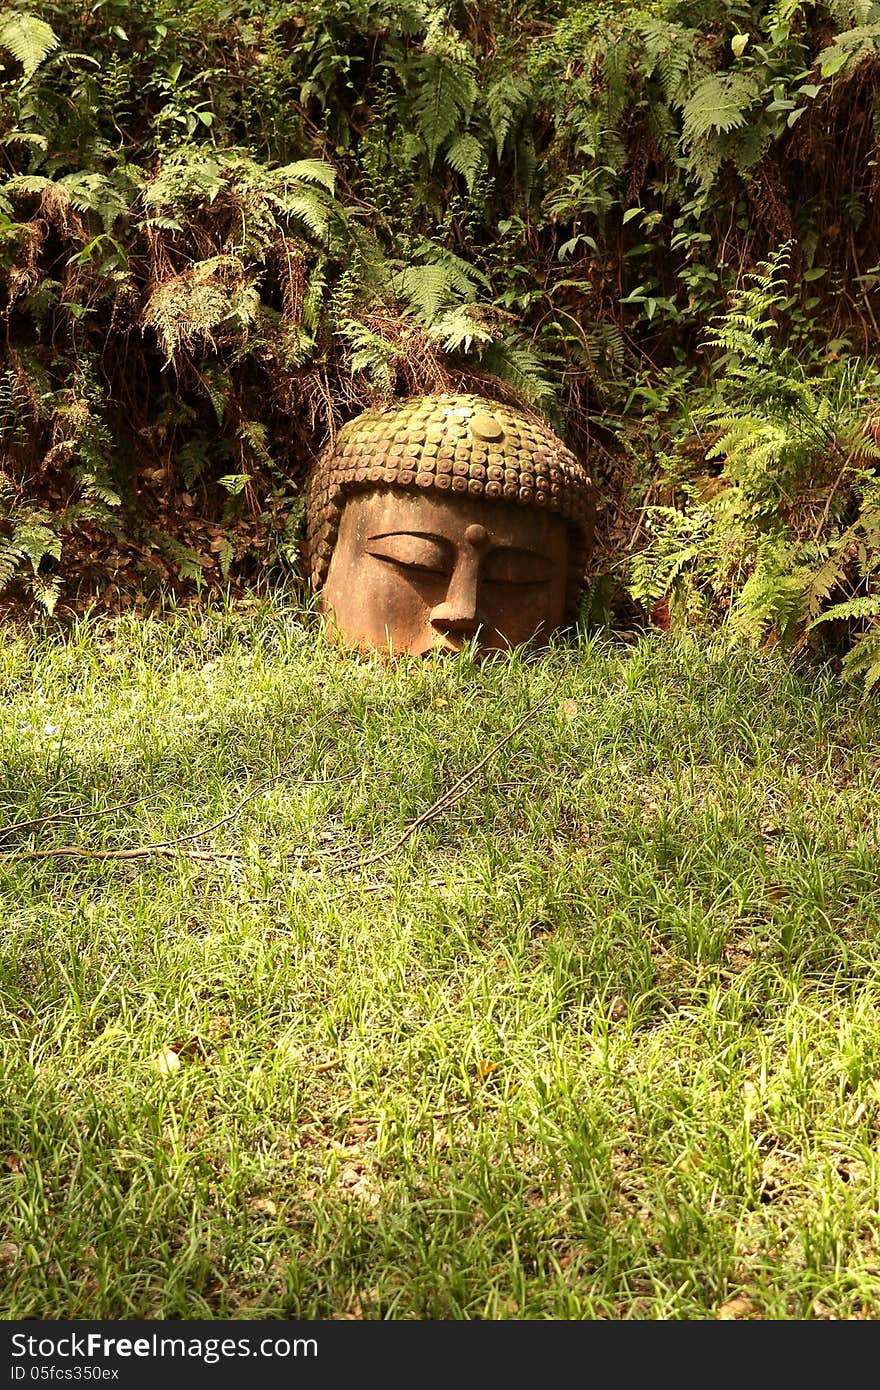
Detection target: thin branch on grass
<box><xmin>812</xmin><ymin>442</ymin><xmax>861</xmax><ymax>543</ymax></box>
<box><xmin>349</xmin><ymin>1103</ymin><xmax>471</xmax><ymax>1127</ymax></box>
<box><xmin>0</xmin><ymin>696</ymin><xmax>556</xmax><ymax>873</ymax></box>
<box><xmin>310</xmin><ymin>1056</ymin><xmax>344</xmax><ymax>1073</ymax></box>
<box><xmin>331</xmin><ymin>690</ymin><xmax>554</xmax><ymax>873</ymax></box>
<box><xmin>0</xmin><ymin>844</ymin><xmax>243</xmax><ymax>865</ymax></box>
<box><xmin>0</xmin><ymin>790</ymin><xmax>168</xmax><ymax>843</ymax></box>
<box><xmin>0</xmin><ymin>710</ymin><xmax>349</xmax><ymax>866</ymax></box>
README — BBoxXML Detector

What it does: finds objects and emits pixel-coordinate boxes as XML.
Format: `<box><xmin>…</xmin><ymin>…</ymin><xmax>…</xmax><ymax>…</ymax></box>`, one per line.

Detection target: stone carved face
<box><xmin>305</xmin><ymin>394</ymin><xmax>594</xmax><ymax>659</ymax></box>
<box><xmin>321</xmin><ymin>489</ymin><xmax>570</xmax><ymax>657</ymax></box>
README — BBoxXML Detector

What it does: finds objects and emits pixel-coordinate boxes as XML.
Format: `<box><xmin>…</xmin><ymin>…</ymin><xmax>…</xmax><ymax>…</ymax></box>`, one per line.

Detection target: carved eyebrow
<box><xmin>366</xmin><ymin>530</ymin><xmax>453</xmax><ymax>546</ymax></box>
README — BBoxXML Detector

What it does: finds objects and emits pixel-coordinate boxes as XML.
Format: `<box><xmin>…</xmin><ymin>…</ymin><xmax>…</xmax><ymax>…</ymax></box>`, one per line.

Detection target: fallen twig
<box><xmin>0</xmin><ymin>844</ymin><xmax>242</xmax><ymax>864</ymax></box>
<box><xmin>0</xmin><ymin>710</ymin><xmax>348</xmax><ymax>867</ymax></box>
<box><xmin>311</xmin><ymin>1056</ymin><xmax>344</xmax><ymax>1073</ymax></box>
<box><xmin>812</xmin><ymin>442</ymin><xmax>861</xmax><ymax>543</ymax></box>
<box><xmin>0</xmin><ymin>790</ymin><xmax>168</xmax><ymax>844</ymax></box>
<box><xmin>331</xmin><ymin>690</ymin><xmax>554</xmax><ymax>873</ymax></box>
<box><xmin>348</xmin><ymin>1103</ymin><xmax>471</xmax><ymax>1128</ymax></box>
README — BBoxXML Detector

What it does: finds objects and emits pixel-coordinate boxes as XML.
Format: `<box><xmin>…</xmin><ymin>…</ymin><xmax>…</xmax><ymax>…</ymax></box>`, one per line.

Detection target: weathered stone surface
<box><xmin>304</xmin><ymin>393</ymin><xmax>595</xmax><ymax>656</ymax></box>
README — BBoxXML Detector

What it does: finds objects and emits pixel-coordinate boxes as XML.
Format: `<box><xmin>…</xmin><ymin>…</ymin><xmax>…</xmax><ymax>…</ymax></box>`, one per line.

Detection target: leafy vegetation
<box><xmin>631</xmin><ymin>247</ymin><xmax>880</xmax><ymax>690</ymax></box>
<box><xmin>1</xmin><ymin>0</ymin><xmax>880</xmax><ymax>683</ymax></box>
<box><xmin>2</xmin><ymin>607</ymin><xmax>880</xmax><ymax>1318</ymax></box>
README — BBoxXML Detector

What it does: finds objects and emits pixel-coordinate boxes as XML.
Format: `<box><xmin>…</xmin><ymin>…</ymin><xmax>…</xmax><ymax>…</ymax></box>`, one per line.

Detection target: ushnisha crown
<box><xmin>304</xmin><ymin>393</ymin><xmax>595</xmax><ymax>618</ymax></box>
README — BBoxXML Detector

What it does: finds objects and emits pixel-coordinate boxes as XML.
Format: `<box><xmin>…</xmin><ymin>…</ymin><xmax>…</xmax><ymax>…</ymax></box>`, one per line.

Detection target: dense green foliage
<box><xmin>1</xmin><ymin>1</ymin><xmax>880</xmax><ymax>681</ymax></box>
<box><xmin>3</xmin><ymin>609</ymin><xmax>880</xmax><ymax>1317</ymax></box>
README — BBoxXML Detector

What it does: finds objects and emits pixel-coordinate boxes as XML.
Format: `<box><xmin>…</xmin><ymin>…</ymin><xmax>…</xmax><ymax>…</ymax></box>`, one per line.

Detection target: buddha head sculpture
<box><xmin>303</xmin><ymin>393</ymin><xmax>594</xmax><ymax>657</ymax></box>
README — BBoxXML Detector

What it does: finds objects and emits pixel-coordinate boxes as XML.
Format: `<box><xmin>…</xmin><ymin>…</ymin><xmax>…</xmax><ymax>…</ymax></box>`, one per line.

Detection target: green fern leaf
<box><xmin>0</xmin><ymin>12</ymin><xmax>59</xmax><ymax>81</ymax></box>
<box><xmin>410</xmin><ymin>55</ymin><xmax>478</xmax><ymax>165</ymax></box>
<box><xmin>281</xmin><ymin>190</ymin><xmax>331</xmax><ymax>244</ymax></box>
<box><xmin>427</xmin><ymin>305</ymin><xmax>494</xmax><ymax>353</ymax></box>
<box><xmin>819</xmin><ymin>22</ymin><xmax>880</xmax><ymax>77</ymax></box>
<box><xmin>0</xmin><ymin>129</ymin><xmax>47</xmax><ymax>150</ymax></box>
<box><xmin>274</xmin><ymin>159</ymin><xmax>337</xmax><ymax>193</ymax></box>
<box><xmin>827</xmin><ymin>2</ymin><xmax>880</xmax><ymax>22</ymax></box>
<box><xmin>445</xmin><ymin>133</ymin><xmax>486</xmax><ymax>194</ymax></box>
<box><xmin>60</xmin><ymin>172</ymin><xmax>131</xmax><ymax>232</ymax></box>
<box><xmin>804</xmin><ymin>549</ymin><xmax>851</xmax><ymax>618</ymax></box>
<box><xmin>479</xmin><ymin>335</ymin><xmax>558</xmax><ymax>408</ymax></box>
<box><xmin>238</xmin><ymin>420</ymin><xmax>273</xmax><ymax>469</ymax></box>
<box><xmin>340</xmin><ymin>320</ymin><xmax>395</xmax><ymax>392</ymax></box>
<box><xmin>841</xmin><ymin>630</ymin><xmax>880</xmax><ymax>693</ymax></box>
<box><xmin>29</xmin><ymin>572</ymin><xmax>60</xmax><ymax>614</ymax></box>
<box><xmin>394</xmin><ymin>264</ymin><xmax>466</xmax><ymax>320</ymax></box>
<box><xmin>485</xmin><ymin>73</ymin><xmax>531</xmax><ymax>161</ymax></box>
<box><xmin>392</xmin><ymin>250</ymin><xmax>484</xmax><ymax>323</ymax></box>
<box><xmin>12</xmin><ymin>518</ymin><xmax>61</xmax><ymax>571</ymax></box>
<box><xmin>177</xmin><ymin>437</ymin><xmax>211</xmax><ymax>489</ymax></box>
<box><xmin>4</xmin><ymin>174</ymin><xmax>52</xmax><ymax>197</ymax></box>
<box><xmin>0</xmin><ymin>540</ymin><xmax>18</xmax><ymax>592</ymax></box>
<box><xmin>79</xmin><ymin>479</ymin><xmax>121</xmax><ymax>508</ymax></box>
<box><xmin>682</xmin><ymin>73</ymin><xmax>760</xmax><ymax>139</ymax></box>
<box><xmin>638</xmin><ymin>18</ymin><xmax>699</xmax><ymax>106</ymax></box>
<box><xmin>809</xmin><ymin>594</ymin><xmax>880</xmax><ymax>626</ymax></box>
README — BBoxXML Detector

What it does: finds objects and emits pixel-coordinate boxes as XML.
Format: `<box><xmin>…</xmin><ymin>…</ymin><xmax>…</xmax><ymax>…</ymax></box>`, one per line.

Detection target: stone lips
<box><xmin>304</xmin><ymin>393</ymin><xmax>595</xmax><ymax>619</ymax></box>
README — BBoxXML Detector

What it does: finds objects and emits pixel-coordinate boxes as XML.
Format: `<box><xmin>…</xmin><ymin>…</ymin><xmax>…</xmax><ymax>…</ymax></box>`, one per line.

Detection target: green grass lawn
<box><xmin>1</xmin><ymin>602</ymin><xmax>880</xmax><ymax>1319</ymax></box>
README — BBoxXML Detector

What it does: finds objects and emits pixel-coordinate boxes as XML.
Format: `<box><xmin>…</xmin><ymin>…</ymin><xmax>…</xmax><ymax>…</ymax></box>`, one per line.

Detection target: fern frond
<box><xmin>393</xmin><ymin>264</ymin><xmax>468</xmax><ymax>320</ymax></box>
<box><xmin>638</xmin><ymin>18</ymin><xmax>699</xmax><ymax>106</ymax></box>
<box><xmin>8</xmin><ymin>517</ymin><xmax>61</xmax><ymax>571</ymax></box>
<box><xmin>143</xmin><ymin>256</ymin><xmax>260</xmax><ymax>361</ymax></box>
<box><xmin>0</xmin><ymin>542</ymin><xmax>18</xmax><ymax>592</ymax></box>
<box><xmin>339</xmin><ymin>319</ymin><xmax>395</xmax><ymax>393</ymax></box>
<box><xmin>444</xmin><ymin>133</ymin><xmax>486</xmax><ymax>194</ymax></box>
<box><xmin>4</xmin><ymin>174</ymin><xmax>53</xmax><ymax>197</ymax></box>
<box><xmin>840</xmin><ymin>630</ymin><xmax>880</xmax><ymax>692</ymax></box>
<box><xmin>28</xmin><ymin>572</ymin><xmax>60</xmax><ymax>614</ymax></box>
<box><xmin>410</xmin><ymin>54</ymin><xmax>478</xmax><ymax>164</ymax></box>
<box><xmin>599</xmin><ymin>36</ymin><xmax>633</xmax><ymax>125</ymax></box>
<box><xmin>479</xmin><ymin>335</ymin><xmax>558</xmax><ymax>408</ymax></box>
<box><xmin>0</xmin><ymin>129</ymin><xmax>47</xmax><ymax>151</ymax></box>
<box><xmin>141</xmin><ymin>153</ymin><xmax>225</xmax><ymax>214</ymax></box>
<box><xmin>682</xmin><ymin>73</ymin><xmax>760</xmax><ymax>140</ymax></box>
<box><xmin>824</xmin><ymin>1</ymin><xmax>880</xmax><ymax>24</ymax></box>
<box><xmin>726</xmin><ymin>541</ymin><xmax>804</xmax><ymax>645</ymax></box>
<box><xmin>703</xmin><ymin>244</ymin><xmax>792</xmax><ymax>360</ymax></box>
<box><xmin>819</xmin><ymin>22</ymin><xmax>880</xmax><ymax>76</ymax></box>
<box><xmin>485</xmin><ymin>73</ymin><xmax>531</xmax><ymax>161</ymax></box>
<box><xmin>809</xmin><ymin>594</ymin><xmax>880</xmax><ymax>626</ymax></box>
<box><xmin>60</xmin><ymin>172</ymin><xmax>131</xmax><ymax>232</ymax></box>
<box><xmin>804</xmin><ymin>548</ymin><xmax>852</xmax><ymax>618</ymax></box>
<box><xmin>238</xmin><ymin>420</ymin><xmax>273</xmax><ymax>469</ymax></box>
<box><xmin>392</xmin><ymin>249</ymin><xmax>485</xmax><ymax>323</ymax></box>
<box><xmin>274</xmin><ymin>159</ymin><xmax>337</xmax><ymax>193</ymax></box>
<box><xmin>0</xmin><ymin>12</ymin><xmax>59</xmax><ymax>81</ymax></box>
<box><xmin>78</xmin><ymin>477</ymin><xmax>121</xmax><ymax>508</ymax></box>
<box><xmin>426</xmin><ymin>305</ymin><xmax>495</xmax><ymax>353</ymax></box>
<box><xmin>279</xmin><ymin>190</ymin><xmax>331</xmax><ymax>244</ymax></box>
<box><xmin>177</xmin><ymin>437</ymin><xmax>211</xmax><ymax>489</ymax></box>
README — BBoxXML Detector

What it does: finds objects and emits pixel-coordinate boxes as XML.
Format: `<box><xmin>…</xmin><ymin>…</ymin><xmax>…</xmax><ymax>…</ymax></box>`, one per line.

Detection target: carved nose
<box><xmin>429</xmin><ymin>564</ymin><xmax>483</xmax><ymax>635</ymax></box>
<box><xmin>429</xmin><ymin>600</ymin><xmax>481</xmax><ymax>635</ymax></box>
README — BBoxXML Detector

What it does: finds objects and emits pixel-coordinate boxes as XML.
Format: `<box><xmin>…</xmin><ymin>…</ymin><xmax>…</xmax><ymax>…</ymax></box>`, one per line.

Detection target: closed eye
<box><xmin>365</xmin><ymin>532</ymin><xmax>452</xmax><ymax>575</ymax></box>
<box><xmin>482</xmin><ymin>548</ymin><xmax>553</xmax><ymax>585</ymax></box>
